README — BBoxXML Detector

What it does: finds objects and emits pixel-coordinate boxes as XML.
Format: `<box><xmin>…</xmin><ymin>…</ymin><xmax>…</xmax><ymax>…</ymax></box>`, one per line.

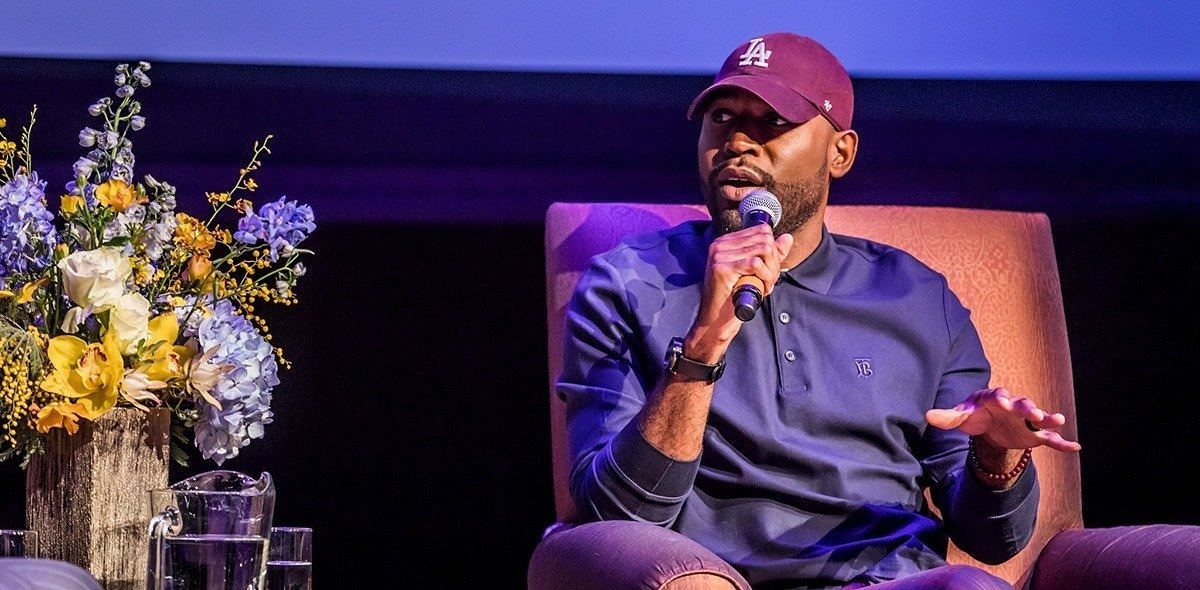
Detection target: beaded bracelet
<box><xmin>968</xmin><ymin>437</ymin><xmax>1033</xmax><ymax>483</ymax></box>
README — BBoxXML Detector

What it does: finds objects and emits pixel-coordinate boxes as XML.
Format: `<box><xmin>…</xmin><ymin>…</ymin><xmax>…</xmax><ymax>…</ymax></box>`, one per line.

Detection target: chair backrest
<box><xmin>544</xmin><ymin>202</ymin><xmax>1083</xmax><ymax>583</ymax></box>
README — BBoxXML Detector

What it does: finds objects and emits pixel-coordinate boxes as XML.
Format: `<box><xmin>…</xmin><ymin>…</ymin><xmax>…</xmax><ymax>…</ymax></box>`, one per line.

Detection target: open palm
<box><xmin>926</xmin><ymin>387</ymin><xmax>1082</xmax><ymax>452</ymax></box>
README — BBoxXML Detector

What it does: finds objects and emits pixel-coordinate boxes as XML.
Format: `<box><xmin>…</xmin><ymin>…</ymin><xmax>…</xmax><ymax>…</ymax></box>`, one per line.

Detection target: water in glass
<box><xmin>265</xmin><ymin>560</ymin><xmax>312</xmax><ymax>590</ymax></box>
<box><xmin>160</xmin><ymin>534</ymin><xmax>268</xmax><ymax>589</ymax></box>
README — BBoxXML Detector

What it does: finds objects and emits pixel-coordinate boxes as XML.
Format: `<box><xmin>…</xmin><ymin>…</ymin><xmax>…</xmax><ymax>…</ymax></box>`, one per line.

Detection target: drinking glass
<box><xmin>0</xmin><ymin>529</ymin><xmax>37</xmax><ymax>557</ymax></box>
<box><xmin>266</xmin><ymin>527</ymin><xmax>312</xmax><ymax>590</ymax></box>
<box><xmin>147</xmin><ymin>470</ymin><xmax>276</xmax><ymax>590</ymax></box>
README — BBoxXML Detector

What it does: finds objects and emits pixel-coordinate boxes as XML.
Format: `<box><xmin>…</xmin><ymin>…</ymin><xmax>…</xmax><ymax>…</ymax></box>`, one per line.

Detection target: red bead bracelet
<box><xmin>968</xmin><ymin>437</ymin><xmax>1033</xmax><ymax>483</ymax></box>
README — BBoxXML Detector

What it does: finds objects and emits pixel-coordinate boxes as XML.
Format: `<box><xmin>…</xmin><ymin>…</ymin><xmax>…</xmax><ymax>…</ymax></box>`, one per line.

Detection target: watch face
<box><xmin>664</xmin><ymin>336</ymin><xmax>722</xmax><ymax>383</ymax></box>
<box><xmin>711</xmin><ymin>361</ymin><xmax>725</xmax><ymax>382</ymax></box>
<box><xmin>666</xmin><ymin>337</ymin><xmax>685</xmax><ymax>366</ymax></box>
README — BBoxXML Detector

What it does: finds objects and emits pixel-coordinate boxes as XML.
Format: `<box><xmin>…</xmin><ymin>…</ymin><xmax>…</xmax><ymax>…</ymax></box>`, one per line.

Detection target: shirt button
<box><xmin>779</xmin><ymin>312</ymin><xmax>791</xmax><ymax>324</ymax></box>
<box><xmin>784</xmin><ymin>350</ymin><xmax>796</xmax><ymax>362</ymax></box>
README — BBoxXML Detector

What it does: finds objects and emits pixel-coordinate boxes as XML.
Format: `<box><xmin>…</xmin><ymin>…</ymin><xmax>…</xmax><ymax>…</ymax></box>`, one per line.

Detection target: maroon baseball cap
<box><xmin>687</xmin><ymin>33</ymin><xmax>854</xmax><ymax>131</ymax></box>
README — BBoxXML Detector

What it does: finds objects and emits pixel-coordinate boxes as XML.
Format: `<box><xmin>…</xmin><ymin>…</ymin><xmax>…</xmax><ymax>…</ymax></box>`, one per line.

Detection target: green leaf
<box><xmin>18</xmin><ymin>441</ymin><xmax>42</xmax><ymax>469</ymax></box>
<box><xmin>170</xmin><ymin>442</ymin><xmax>190</xmax><ymax>467</ymax></box>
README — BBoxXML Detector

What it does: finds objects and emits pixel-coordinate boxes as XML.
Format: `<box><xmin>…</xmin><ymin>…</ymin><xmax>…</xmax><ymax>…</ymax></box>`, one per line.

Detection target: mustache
<box><xmin>707</xmin><ymin>160</ymin><xmax>776</xmax><ymax>190</ymax></box>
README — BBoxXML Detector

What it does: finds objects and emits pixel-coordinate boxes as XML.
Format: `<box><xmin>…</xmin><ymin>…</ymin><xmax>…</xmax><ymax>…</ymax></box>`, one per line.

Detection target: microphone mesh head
<box><xmin>738</xmin><ymin>189</ymin><xmax>783</xmax><ymax>228</ymax></box>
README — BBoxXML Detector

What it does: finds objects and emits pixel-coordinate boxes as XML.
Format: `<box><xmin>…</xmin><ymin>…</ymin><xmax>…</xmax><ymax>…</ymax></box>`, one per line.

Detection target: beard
<box><xmin>704</xmin><ymin>160</ymin><xmax>828</xmax><ymax>237</ymax></box>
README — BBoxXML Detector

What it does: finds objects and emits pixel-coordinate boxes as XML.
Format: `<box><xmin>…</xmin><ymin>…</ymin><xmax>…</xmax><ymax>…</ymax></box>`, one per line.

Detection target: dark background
<box><xmin>1</xmin><ymin>58</ymin><xmax>1197</xmax><ymax>587</ymax></box>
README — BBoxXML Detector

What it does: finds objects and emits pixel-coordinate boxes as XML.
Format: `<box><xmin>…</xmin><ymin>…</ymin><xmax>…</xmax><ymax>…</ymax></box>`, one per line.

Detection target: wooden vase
<box><xmin>26</xmin><ymin>407</ymin><xmax>171</xmax><ymax>590</ymax></box>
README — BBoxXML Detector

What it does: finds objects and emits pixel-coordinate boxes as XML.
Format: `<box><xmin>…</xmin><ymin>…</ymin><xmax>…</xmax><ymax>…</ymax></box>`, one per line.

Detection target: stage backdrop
<box><xmin>2</xmin><ymin>0</ymin><xmax>1199</xmax><ymax>79</ymax></box>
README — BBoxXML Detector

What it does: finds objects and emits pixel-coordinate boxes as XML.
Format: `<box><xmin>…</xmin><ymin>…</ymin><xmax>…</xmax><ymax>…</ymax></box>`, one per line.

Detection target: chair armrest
<box><xmin>527</xmin><ymin>521</ymin><xmax>750</xmax><ymax>590</ymax></box>
<box><xmin>1029</xmin><ymin>524</ymin><xmax>1200</xmax><ymax>590</ymax></box>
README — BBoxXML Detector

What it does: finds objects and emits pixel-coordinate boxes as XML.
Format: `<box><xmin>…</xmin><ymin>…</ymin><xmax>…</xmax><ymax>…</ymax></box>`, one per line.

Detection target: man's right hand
<box><xmin>683</xmin><ymin>224</ymin><xmax>794</xmax><ymax>364</ymax></box>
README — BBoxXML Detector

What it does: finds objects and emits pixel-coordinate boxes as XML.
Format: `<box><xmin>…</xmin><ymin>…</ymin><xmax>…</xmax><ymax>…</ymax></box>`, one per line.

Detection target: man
<box><xmin>551</xmin><ymin>33</ymin><xmax>1081</xmax><ymax>589</ymax></box>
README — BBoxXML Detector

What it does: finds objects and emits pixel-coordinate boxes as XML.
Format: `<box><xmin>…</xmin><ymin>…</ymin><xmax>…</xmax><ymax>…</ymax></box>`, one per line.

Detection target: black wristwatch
<box><xmin>664</xmin><ymin>337</ymin><xmax>726</xmax><ymax>384</ymax></box>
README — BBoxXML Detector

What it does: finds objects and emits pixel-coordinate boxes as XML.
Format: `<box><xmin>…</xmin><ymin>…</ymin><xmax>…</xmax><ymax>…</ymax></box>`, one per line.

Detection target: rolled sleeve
<box><xmin>935</xmin><ymin>462</ymin><xmax>1039</xmax><ymax>564</ymax></box>
<box><xmin>576</xmin><ymin>421</ymin><xmax>701</xmax><ymax>524</ymax></box>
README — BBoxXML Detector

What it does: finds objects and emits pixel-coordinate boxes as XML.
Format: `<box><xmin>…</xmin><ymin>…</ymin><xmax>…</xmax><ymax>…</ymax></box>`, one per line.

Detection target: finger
<box><xmin>926</xmin><ymin>408</ymin><xmax>971</xmax><ymax>430</ymax></box>
<box><xmin>711</xmin><ymin>240</ymin><xmax>776</xmax><ymax>264</ymax></box>
<box><xmin>714</xmin><ymin>223</ymin><xmax>775</xmax><ymax>247</ymax></box>
<box><xmin>1027</xmin><ymin>412</ymin><xmax>1067</xmax><ymax>431</ymax></box>
<box><xmin>775</xmin><ymin>233</ymin><xmax>794</xmax><ymax>260</ymax></box>
<box><xmin>956</xmin><ymin>388</ymin><xmax>994</xmax><ymax>410</ymax></box>
<box><xmin>1036</xmin><ymin>430</ymin><xmax>1082</xmax><ymax>453</ymax></box>
<box><xmin>987</xmin><ymin>391</ymin><xmax>1014</xmax><ymax>413</ymax></box>
<box><xmin>1010</xmin><ymin>397</ymin><xmax>1046</xmax><ymax>424</ymax></box>
<box><xmin>717</xmin><ymin>250</ymin><xmax>785</xmax><ymax>296</ymax></box>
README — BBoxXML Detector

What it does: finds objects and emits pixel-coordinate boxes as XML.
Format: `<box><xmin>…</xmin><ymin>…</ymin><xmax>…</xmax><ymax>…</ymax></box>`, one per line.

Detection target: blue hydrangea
<box><xmin>234</xmin><ymin>196</ymin><xmax>315</xmax><ymax>261</ymax></box>
<box><xmin>188</xmin><ymin>298</ymin><xmax>279</xmax><ymax>464</ymax></box>
<box><xmin>0</xmin><ymin>173</ymin><xmax>59</xmax><ymax>289</ymax></box>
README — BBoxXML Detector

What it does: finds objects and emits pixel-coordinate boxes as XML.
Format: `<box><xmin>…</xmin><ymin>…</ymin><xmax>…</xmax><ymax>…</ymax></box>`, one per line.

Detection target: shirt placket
<box><xmin>767</xmin><ymin>285</ymin><xmax>810</xmax><ymax>395</ymax></box>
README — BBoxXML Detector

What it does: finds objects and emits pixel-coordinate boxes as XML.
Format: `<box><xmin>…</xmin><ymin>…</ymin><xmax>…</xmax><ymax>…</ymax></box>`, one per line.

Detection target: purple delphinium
<box><xmin>0</xmin><ymin>173</ymin><xmax>59</xmax><ymax>289</ymax></box>
<box><xmin>233</xmin><ymin>196</ymin><xmax>315</xmax><ymax>261</ymax></box>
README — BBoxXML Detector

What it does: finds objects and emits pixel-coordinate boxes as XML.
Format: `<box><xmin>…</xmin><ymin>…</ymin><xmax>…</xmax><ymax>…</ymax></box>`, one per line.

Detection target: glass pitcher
<box><xmin>147</xmin><ymin>470</ymin><xmax>276</xmax><ymax>590</ymax></box>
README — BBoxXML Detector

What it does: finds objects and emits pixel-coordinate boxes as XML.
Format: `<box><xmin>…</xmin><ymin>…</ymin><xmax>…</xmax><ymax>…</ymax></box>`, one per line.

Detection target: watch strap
<box><xmin>664</xmin><ymin>337</ymin><xmax>725</xmax><ymax>383</ymax></box>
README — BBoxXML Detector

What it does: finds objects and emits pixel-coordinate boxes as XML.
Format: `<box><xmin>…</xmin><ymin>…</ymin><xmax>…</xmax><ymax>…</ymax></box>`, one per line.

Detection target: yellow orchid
<box><xmin>138</xmin><ymin>313</ymin><xmax>191</xmax><ymax>383</ymax></box>
<box><xmin>35</xmin><ymin>402</ymin><xmax>89</xmax><ymax>434</ymax></box>
<box><xmin>39</xmin><ymin>330</ymin><xmax>125</xmax><ymax>420</ymax></box>
<box><xmin>16</xmin><ymin>278</ymin><xmax>49</xmax><ymax>304</ymax></box>
<box><xmin>0</xmin><ymin>279</ymin><xmax>47</xmax><ymax>304</ymax></box>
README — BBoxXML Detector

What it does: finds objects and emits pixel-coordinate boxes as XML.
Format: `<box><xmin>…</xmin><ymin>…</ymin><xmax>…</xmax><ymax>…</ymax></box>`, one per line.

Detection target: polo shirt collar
<box><xmin>780</xmin><ymin>225</ymin><xmax>836</xmax><ymax>295</ymax></box>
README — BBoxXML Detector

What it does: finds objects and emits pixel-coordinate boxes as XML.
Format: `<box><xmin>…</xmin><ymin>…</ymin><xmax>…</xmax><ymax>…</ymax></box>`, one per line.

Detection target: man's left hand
<box><xmin>926</xmin><ymin>387</ymin><xmax>1082</xmax><ymax>452</ymax></box>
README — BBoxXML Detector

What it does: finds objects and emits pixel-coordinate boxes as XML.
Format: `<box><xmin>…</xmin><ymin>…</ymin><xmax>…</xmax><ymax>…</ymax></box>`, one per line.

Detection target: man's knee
<box><xmin>528</xmin><ymin>521</ymin><xmax>749</xmax><ymax>590</ymax></box>
<box><xmin>661</xmin><ymin>572</ymin><xmax>740</xmax><ymax>590</ymax></box>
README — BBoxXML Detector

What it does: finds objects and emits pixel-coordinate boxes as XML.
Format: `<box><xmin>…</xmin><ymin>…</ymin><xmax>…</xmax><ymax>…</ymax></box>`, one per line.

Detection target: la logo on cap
<box><xmin>738</xmin><ymin>37</ymin><xmax>772</xmax><ymax>67</ymax></box>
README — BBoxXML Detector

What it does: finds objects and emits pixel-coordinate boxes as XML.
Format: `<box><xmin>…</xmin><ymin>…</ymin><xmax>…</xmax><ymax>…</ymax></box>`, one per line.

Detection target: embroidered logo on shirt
<box><xmin>738</xmin><ymin>38</ymin><xmax>772</xmax><ymax>67</ymax></box>
<box><xmin>854</xmin><ymin>358</ymin><xmax>873</xmax><ymax>378</ymax></box>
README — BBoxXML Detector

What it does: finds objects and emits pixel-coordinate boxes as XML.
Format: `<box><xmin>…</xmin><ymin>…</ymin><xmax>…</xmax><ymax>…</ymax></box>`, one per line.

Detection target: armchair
<box><xmin>529</xmin><ymin>202</ymin><xmax>1200</xmax><ymax>589</ymax></box>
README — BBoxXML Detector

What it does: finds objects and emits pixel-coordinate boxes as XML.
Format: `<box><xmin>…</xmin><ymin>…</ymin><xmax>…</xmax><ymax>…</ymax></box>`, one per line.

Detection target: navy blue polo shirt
<box><xmin>558</xmin><ymin>220</ymin><xmax>1038</xmax><ymax>588</ymax></box>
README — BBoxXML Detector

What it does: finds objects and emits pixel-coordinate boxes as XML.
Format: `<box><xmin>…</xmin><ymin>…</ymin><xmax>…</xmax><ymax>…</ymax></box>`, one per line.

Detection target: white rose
<box><xmin>110</xmin><ymin>292</ymin><xmax>152</xmax><ymax>355</ymax></box>
<box><xmin>57</xmin><ymin>247</ymin><xmax>132</xmax><ymax>310</ymax></box>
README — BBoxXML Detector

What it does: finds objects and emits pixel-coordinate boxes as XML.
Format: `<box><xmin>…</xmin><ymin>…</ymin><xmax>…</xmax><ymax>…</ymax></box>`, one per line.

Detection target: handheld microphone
<box><xmin>733</xmin><ymin>190</ymin><xmax>782</xmax><ymax>321</ymax></box>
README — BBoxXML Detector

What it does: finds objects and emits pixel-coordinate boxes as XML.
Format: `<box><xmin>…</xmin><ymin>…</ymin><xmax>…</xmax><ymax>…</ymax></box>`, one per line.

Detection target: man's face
<box><xmin>698</xmin><ymin>88</ymin><xmax>835</xmax><ymax>237</ymax></box>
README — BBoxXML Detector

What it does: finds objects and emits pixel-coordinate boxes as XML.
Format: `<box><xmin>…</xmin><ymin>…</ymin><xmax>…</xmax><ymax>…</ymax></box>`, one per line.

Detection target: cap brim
<box><xmin>687</xmin><ymin>75</ymin><xmax>822</xmax><ymax>125</ymax></box>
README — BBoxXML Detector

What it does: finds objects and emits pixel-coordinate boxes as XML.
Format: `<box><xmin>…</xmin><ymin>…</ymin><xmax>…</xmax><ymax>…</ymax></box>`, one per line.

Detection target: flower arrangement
<box><xmin>0</xmin><ymin>62</ymin><xmax>315</xmax><ymax>466</ymax></box>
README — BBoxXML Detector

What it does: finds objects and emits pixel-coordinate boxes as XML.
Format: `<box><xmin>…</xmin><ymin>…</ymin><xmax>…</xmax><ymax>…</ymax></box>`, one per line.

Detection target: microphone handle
<box><xmin>733</xmin><ymin>276</ymin><xmax>765</xmax><ymax>321</ymax></box>
<box><xmin>732</xmin><ymin>205</ymin><xmax>775</xmax><ymax>322</ymax></box>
